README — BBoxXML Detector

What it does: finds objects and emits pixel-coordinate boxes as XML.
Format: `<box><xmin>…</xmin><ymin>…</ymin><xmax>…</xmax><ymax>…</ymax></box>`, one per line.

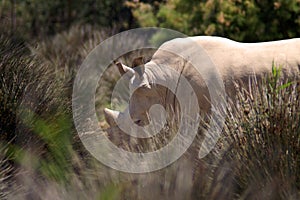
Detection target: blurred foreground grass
<box><xmin>0</xmin><ymin>25</ymin><xmax>299</xmax><ymax>199</ymax></box>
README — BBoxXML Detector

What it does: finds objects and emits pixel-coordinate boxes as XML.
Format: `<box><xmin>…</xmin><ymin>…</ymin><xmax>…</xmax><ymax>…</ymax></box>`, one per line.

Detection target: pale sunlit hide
<box><xmin>104</xmin><ymin>36</ymin><xmax>300</xmax><ymax>131</ymax></box>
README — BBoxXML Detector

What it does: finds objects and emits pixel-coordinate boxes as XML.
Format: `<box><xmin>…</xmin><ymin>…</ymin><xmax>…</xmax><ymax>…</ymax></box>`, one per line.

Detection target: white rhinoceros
<box><xmin>104</xmin><ymin>36</ymin><xmax>300</xmax><ymax>134</ymax></box>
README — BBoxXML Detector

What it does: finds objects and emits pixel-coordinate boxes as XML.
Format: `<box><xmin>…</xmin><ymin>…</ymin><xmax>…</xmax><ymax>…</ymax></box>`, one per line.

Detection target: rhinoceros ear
<box><xmin>132</xmin><ymin>56</ymin><xmax>144</xmax><ymax>68</ymax></box>
<box><xmin>104</xmin><ymin>108</ymin><xmax>119</xmax><ymax>126</ymax></box>
<box><xmin>132</xmin><ymin>56</ymin><xmax>145</xmax><ymax>79</ymax></box>
<box><xmin>114</xmin><ymin>61</ymin><xmax>135</xmax><ymax>77</ymax></box>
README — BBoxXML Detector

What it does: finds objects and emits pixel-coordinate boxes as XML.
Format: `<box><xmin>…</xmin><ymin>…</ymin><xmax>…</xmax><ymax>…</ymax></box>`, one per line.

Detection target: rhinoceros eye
<box><xmin>134</xmin><ymin>119</ymin><xmax>142</xmax><ymax>125</ymax></box>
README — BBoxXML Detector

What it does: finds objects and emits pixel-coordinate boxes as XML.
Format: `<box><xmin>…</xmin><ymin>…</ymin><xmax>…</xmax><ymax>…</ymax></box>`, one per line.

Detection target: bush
<box><xmin>0</xmin><ymin>0</ymin><xmax>133</xmax><ymax>40</ymax></box>
<box><xmin>129</xmin><ymin>0</ymin><xmax>300</xmax><ymax>42</ymax></box>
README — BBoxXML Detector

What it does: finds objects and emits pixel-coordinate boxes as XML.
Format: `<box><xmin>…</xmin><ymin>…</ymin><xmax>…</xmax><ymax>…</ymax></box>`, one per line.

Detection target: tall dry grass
<box><xmin>204</xmin><ymin>69</ymin><xmax>300</xmax><ymax>199</ymax></box>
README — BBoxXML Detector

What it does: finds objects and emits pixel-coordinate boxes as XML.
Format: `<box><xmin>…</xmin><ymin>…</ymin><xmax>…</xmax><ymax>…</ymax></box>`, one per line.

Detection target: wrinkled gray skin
<box><xmin>104</xmin><ymin>36</ymin><xmax>300</xmax><ymax>133</ymax></box>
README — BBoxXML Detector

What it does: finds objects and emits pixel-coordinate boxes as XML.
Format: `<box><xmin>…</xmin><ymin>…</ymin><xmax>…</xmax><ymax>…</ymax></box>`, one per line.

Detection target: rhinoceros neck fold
<box><xmin>144</xmin><ymin>60</ymin><xmax>186</xmax><ymax>115</ymax></box>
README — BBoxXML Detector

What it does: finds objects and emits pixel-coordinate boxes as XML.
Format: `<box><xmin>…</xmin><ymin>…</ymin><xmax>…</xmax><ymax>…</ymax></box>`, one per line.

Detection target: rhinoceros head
<box><xmin>106</xmin><ymin>57</ymin><xmax>163</xmax><ymax>127</ymax></box>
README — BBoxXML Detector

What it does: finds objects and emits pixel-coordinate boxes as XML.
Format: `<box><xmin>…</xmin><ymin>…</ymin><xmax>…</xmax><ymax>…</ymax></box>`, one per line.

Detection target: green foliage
<box><xmin>97</xmin><ymin>183</ymin><xmax>121</xmax><ymax>200</ymax></box>
<box><xmin>130</xmin><ymin>2</ymin><xmax>158</xmax><ymax>27</ymax></box>
<box><xmin>130</xmin><ymin>0</ymin><xmax>300</xmax><ymax>41</ymax></box>
<box><xmin>0</xmin><ymin>0</ymin><xmax>133</xmax><ymax>39</ymax></box>
<box><xmin>18</xmin><ymin>109</ymin><xmax>73</xmax><ymax>183</ymax></box>
<box><xmin>269</xmin><ymin>63</ymin><xmax>294</xmax><ymax>93</ymax></box>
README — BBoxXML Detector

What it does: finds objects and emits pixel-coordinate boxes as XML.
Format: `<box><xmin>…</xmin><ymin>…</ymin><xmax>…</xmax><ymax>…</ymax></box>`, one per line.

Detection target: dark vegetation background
<box><xmin>2</xmin><ymin>0</ymin><xmax>300</xmax><ymax>41</ymax></box>
<box><xmin>0</xmin><ymin>0</ymin><xmax>299</xmax><ymax>199</ymax></box>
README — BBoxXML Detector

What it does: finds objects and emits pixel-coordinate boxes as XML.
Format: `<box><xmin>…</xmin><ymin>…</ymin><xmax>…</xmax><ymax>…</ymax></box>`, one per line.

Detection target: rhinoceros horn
<box><xmin>103</xmin><ymin>108</ymin><xmax>120</xmax><ymax>126</ymax></box>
